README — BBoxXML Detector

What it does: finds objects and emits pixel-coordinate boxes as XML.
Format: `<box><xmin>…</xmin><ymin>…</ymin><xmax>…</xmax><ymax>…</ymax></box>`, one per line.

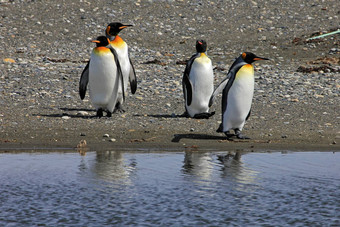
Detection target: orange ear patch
<box><xmin>106</xmin><ymin>26</ymin><xmax>111</xmax><ymax>35</ymax></box>
<box><xmin>242</xmin><ymin>52</ymin><xmax>247</xmax><ymax>59</ymax></box>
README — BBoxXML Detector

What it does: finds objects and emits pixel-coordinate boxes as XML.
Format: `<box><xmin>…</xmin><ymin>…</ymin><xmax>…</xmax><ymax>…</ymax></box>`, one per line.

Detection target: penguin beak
<box><xmin>91</xmin><ymin>40</ymin><xmax>100</xmax><ymax>43</ymax></box>
<box><xmin>119</xmin><ymin>25</ymin><xmax>133</xmax><ymax>30</ymax></box>
<box><xmin>254</xmin><ymin>57</ymin><xmax>269</xmax><ymax>61</ymax></box>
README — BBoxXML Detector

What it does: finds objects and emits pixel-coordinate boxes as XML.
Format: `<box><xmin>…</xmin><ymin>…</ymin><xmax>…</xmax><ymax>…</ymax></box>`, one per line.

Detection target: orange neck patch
<box><xmin>93</xmin><ymin>46</ymin><xmax>111</xmax><ymax>55</ymax></box>
<box><xmin>110</xmin><ymin>35</ymin><xmax>126</xmax><ymax>48</ymax></box>
<box><xmin>243</xmin><ymin>64</ymin><xmax>253</xmax><ymax>69</ymax></box>
<box><xmin>235</xmin><ymin>64</ymin><xmax>254</xmax><ymax>80</ymax></box>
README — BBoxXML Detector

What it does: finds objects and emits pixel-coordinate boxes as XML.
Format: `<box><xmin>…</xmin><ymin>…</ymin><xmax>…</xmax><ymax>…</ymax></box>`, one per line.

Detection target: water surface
<box><xmin>0</xmin><ymin>151</ymin><xmax>339</xmax><ymax>226</ymax></box>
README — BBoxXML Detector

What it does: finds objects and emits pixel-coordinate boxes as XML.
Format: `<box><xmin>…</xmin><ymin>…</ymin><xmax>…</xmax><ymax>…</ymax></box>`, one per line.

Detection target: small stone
<box><xmin>62</xmin><ymin>116</ymin><xmax>70</xmax><ymax>120</ymax></box>
<box><xmin>260</xmin><ymin>36</ymin><xmax>267</xmax><ymax>41</ymax></box>
<box><xmin>281</xmin><ymin>135</ymin><xmax>287</xmax><ymax>138</ymax></box>
<box><xmin>80</xmin><ymin>133</ymin><xmax>86</xmax><ymax>136</ymax></box>
<box><xmin>190</xmin><ymin>128</ymin><xmax>194</xmax><ymax>132</ymax></box>
<box><xmin>103</xmin><ymin>134</ymin><xmax>110</xmax><ymax>138</ymax></box>
<box><xmin>3</xmin><ymin>58</ymin><xmax>15</xmax><ymax>63</ymax></box>
<box><xmin>109</xmin><ymin>138</ymin><xmax>116</xmax><ymax>142</ymax></box>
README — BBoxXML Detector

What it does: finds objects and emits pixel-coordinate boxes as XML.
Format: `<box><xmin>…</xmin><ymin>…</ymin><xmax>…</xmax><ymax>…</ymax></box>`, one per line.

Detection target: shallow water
<box><xmin>0</xmin><ymin>151</ymin><xmax>339</xmax><ymax>226</ymax></box>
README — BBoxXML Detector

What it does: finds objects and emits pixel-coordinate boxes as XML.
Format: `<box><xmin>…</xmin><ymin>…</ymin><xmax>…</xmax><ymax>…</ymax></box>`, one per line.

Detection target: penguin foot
<box><xmin>224</xmin><ymin>131</ymin><xmax>234</xmax><ymax>140</ymax></box>
<box><xmin>235</xmin><ymin>129</ymin><xmax>250</xmax><ymax>140</ymax></box>
<box><xmin>106</xmin><ymin>111</ymin><xmax>112</xmax><ymax>117</ymax></box>
<box><xmin>236</xmin><ymin>134</ymin><xmax>250</xmax><ymax>139</ymax></box>
<box><xmin>193</xmin><ymin>111</ymin><xmax>215</xmax><ymax>119</ymax></box>
<box><xmin>96</xmin><ymin>109</ymin><xmax>103</xmax><ymax>118</ymax></box>
<box><xmin>114</xmin><ymin>108</ymin><xmax>125</xmax><ymax>113</ymax></box>
<box><xmin>181</xmin><ymin>111</ymin><xmax>189</xmax><ymax>118</ymax></box>
<box><xmin>114</xmin><ymin>103</ymin><xmax>125</xmax><ymax>113</ymax></box>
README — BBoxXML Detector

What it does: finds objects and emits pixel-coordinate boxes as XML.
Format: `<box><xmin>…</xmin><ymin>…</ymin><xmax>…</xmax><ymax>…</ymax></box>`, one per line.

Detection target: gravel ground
<box><xmin>0</xmin><ymin>0</ymin><xmax>339</xmax><ymax>152</ymax></box>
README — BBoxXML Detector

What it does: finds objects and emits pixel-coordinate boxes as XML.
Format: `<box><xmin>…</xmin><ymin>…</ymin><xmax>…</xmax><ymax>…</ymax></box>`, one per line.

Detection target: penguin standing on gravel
<box><xmin>209</xmin><ymin>52</ymin><xmax>269</xmax><ymax>139</ymax></box>
<box><xmin>182</xmin><ymin>40</ymin><xmax>215</xmax><ymax>119</ymax></box>
<box><xmin>105</xmin><ymin>22</ymin><xmax>137</xmax><ymax>112</ymax></box>
<box><xmin>79</xmin><ymin>36</ymin><xmax>124</xmax><ymax>117</ymax></box>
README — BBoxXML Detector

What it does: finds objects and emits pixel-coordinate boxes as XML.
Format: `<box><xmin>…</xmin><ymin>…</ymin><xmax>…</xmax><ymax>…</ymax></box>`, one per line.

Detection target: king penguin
<box><xmin>105</xmin><ymin>22</ymin><xmax>137</xmax><ymax>112</ymax></box>
<box><xmin>209</xmin><ymin>52</ymin><xmax>269</xmax><ymax>139</ymax></box>
<box><xmin>79</xmin><ymin>36</ymin><xmax>124</xmax><ymax>117</ymax></box>
<box><xmin>182</xmin><ymin>40</ymin><xmax>215</xmax><ymax>119</ymax></box>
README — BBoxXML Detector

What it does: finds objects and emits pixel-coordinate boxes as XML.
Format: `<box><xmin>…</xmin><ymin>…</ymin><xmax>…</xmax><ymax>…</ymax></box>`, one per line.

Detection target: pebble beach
<box><xmin>0</xmin><ymin>0</ymin><xmax>339</xmax><ymax>151</ymax></box>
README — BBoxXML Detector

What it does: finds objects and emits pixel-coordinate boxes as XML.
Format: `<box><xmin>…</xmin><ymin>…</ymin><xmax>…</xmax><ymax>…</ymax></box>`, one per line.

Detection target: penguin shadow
<box><xmin>172</xmin><ymin>133</ymin><xmax>227</xmax><ymax>143</ymax></box>
<box><xmin>33</xmin><ymin>108</ymin><xmax>96</xmax><ymax>119</ymax></box>
<box><xmin>134</xmin><ymin>113</ymin><xmax>188</xmax><ymax>119</ymax></box>
<box><xmin>137</xmin><ymin>111</ymin><xmax>215</xmax><ymax>119</ymax></box>
<box><xmin>60</xmin><ymin>107</ymin><xmax>94</xmax><ymax>112</ymax></box>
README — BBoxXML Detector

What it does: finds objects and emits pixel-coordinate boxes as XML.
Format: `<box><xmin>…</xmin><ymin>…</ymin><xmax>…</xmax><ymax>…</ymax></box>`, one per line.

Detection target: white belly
<box><xmin>222</xmin><ymin>72</ymin><xmax>254</xmax><ymax>131</ymax></box>
<box><xmin>186</xmin><ymin>59</ymin><xmax>214</xmax><ymax>117</ymax></box>
<box><xmin>89</xmin><ymin>52</ymin><xmax>118</xmax><ymax>112</ymax></box>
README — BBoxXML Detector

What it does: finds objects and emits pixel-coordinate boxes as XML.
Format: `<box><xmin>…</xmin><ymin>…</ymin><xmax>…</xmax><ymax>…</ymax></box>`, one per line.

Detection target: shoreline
<box><xmin>1</xmin><ymin>0</ymin><xmax>339</xmax><ymax>152</ymax></box>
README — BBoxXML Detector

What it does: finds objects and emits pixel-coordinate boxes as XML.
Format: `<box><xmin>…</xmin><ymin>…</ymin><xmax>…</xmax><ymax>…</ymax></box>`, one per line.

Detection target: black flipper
<box><xmin>129</xmin><ymin>57</ymin><xmax>137</xmax><ymax>94</ymax></box>
<box><xmin>182</xmin><ymin>53</ymin><xmax>198</xmax><ymax>107</ymax></box>
<box><xmin>209</xmin><ymin>75</ymin><xmax>230</xmax><ymax>107</ymax></box>
<box><xmin>182</xmin><ymin>75</ymin><xmax>192</xmax><ymax>106</ymax></box>
<box><xmin>79</xmin><ymin>61</ymin><xmax>90</xmax><ymax>100</ymax></box>
<box><xmin>246</xmin><ymin>109</ymin><xmax>251</xmax><ymax>121</ymax></box>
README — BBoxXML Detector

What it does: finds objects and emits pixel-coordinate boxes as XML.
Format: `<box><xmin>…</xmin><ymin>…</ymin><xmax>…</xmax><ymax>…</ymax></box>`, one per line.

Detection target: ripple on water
<box><xmin>0</xmin><ymin>151</ymin><xmax>339</xmax><ymax>226</ymax></box>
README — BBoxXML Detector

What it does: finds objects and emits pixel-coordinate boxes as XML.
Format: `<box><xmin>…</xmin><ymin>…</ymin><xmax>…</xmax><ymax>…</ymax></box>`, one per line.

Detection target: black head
<box><xmin>91</xmin><ymin>36</ymin><xmax>110</xmax><ymax>47</ymax></box>
<box><xmin>196</xmin><ymin>40</ymin><xmax>207</xmax><ymax>53</ymax></box>
<box><xmin>106</xmin><ymin>22</ymin><xmax>133</xmax><ymax>37</ymax></box>
<box><xmin>241</xmin><ymin>52</ymin><xmax>269</xmax><ymax>64</ymax></box>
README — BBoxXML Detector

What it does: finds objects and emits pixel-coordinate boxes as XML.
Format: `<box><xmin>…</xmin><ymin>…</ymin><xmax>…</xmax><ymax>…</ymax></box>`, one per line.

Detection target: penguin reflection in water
<box><xmin>182</xmin><ymin>40</ymin><xmax>215</xmax><ymax>119</ymax></box>
<box><xmin>105</xmin><ymin>22</ymin><xmax>137</xmax><ymax>112</ymax></box>
<box><xmin>79</xmin><ymin>36</ymin><xmax>124</xmax><ymax>117</ymax></box>
<box><xmin>210</xmin><ymin>52</ymin><xmax>269</xmax><ymax>139</ymax></box>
